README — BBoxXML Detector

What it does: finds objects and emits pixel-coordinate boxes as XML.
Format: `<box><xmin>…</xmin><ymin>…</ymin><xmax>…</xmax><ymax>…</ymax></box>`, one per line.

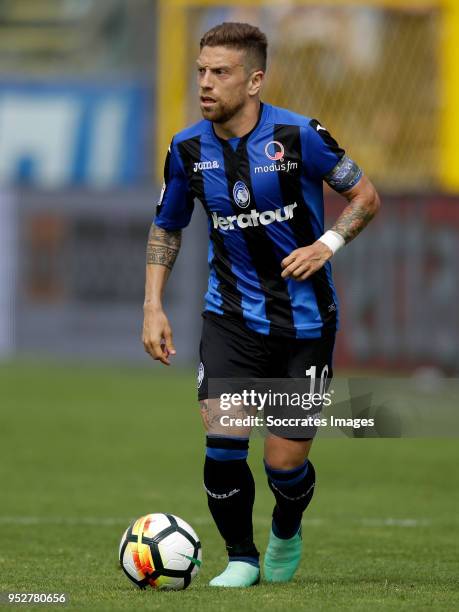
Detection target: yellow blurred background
<box><xmin>0</xmin><ymin>0</ymin><xmax>458</xmax><ymax>372</ymax></box>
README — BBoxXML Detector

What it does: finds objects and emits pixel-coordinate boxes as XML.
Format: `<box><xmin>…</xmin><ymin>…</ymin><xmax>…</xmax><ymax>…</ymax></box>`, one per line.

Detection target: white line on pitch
<box><xmin>360</xmin><ymin>518</ymin><xmax>431</xmax><ymax>527</ymax></box>
<box><xmin>0</xmin><ymin>516</ymin><xmax>434</xmax><ymax>527</ymax></box>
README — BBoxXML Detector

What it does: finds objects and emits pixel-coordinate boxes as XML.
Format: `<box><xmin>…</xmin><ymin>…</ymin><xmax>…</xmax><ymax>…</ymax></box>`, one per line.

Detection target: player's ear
<box><xmin>248</xmin><ymin>70</ymin><xmax>264</xmax><ymax>96</ymax></box>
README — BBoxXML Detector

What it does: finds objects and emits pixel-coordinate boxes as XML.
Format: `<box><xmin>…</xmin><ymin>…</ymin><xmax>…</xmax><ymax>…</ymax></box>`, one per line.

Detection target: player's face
<box><xmin>197</xmin><ymin>46</ymin><xmax>261</xmax><ymax>123</ymax></box>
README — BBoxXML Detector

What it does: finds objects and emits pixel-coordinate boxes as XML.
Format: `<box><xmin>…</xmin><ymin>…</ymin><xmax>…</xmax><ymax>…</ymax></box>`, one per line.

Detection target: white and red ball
<box><xmin>119</xmin><ymin>513</ymin><xmax>201</xmax><ymax>590</ymax></box>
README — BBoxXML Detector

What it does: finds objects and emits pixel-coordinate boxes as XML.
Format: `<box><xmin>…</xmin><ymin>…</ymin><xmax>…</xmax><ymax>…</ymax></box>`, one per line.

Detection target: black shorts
<box><xmin>197</xmin><ymin>311</ymin><xmax>335</xmax><ymax>401</ymax></box>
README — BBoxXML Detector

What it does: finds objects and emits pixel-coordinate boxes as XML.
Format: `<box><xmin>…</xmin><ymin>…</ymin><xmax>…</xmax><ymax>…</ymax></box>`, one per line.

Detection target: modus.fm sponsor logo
<box><xmin>255</xmin><ymin>140</ymin><xmax>298</xmax><ymax>174</ymax></box>
<box><xmin>264</xmin><ymin>140</ymin><xmax>285</xmax><ymax>161</ymax></box>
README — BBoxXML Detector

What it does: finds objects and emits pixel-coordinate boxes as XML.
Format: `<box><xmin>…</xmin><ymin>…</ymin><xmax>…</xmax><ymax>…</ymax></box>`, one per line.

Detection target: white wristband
<box><xmin>318</xmin><ymin>230</ymin><xmax>345</xmax><ymax>255</ymax></box>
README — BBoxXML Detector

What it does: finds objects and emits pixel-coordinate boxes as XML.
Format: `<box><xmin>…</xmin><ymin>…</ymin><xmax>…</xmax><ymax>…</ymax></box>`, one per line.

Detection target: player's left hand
<box><xmin>281</xmin><ymin>241</ymin><xmax>333</xmax><ymax>281</ymax></box>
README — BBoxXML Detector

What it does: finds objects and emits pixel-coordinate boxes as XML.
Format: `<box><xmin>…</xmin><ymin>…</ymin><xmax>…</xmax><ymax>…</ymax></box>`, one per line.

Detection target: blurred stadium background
<box><xmin>0</xmin><ymin>0</ymin><xmax>458</xmax><ymax>372</ymax></box>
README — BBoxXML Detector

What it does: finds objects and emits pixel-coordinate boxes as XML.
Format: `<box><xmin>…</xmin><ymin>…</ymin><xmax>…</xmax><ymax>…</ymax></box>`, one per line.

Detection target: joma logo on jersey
<box><xmin>212</xmin><ymin>202</ymin><xmax>298</xmax><ymax>231</ymax></box>
<box><xmin>193</xmin><ymin>160</ymin><xmax>220</xmax><ymax>172</ymax></box>
<box><xmin>254</xmin><ymin>160</ymin><xmax>298</xmax><ymax>174</ymax></box>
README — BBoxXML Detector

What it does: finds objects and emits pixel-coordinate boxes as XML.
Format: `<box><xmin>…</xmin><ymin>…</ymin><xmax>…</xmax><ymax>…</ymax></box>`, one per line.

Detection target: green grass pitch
<box><xmin>0</xmin><ymin>360</ymin><xmax>458</xmax><ymax>611</ymax></box>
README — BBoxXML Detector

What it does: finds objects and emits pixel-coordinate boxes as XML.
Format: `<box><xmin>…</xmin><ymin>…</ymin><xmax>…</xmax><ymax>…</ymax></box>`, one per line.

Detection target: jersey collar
<box><xmin>210</xmin><ymin>102</ymin><xmax>267</xmax><ymax>147</ymax></box>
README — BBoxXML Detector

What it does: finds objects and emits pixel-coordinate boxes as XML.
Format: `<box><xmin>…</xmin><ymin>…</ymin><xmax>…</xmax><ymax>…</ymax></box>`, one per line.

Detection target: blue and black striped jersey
<box><xmin>155</xmin><ymin>103</ymin><xmax>362</xmax><ymax>339</ymax></box>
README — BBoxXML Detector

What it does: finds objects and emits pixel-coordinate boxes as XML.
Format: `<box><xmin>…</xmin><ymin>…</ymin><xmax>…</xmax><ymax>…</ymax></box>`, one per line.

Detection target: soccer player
<box><xmin>143</xmin><ymin>22</ymin><xmax>380</xmax><ymax>587</ymax></box>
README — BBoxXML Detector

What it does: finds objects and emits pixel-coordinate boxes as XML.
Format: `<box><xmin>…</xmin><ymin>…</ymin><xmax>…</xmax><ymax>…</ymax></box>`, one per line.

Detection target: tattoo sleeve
<box><xmin>331</xmin><ymin>200</ymin><xmax>377</xmax><ymax>243</ymax></box>
<box><xmin>146</xmin><ymin>223</ymin><xmax>182</xmax><ymax>269</ymax></box>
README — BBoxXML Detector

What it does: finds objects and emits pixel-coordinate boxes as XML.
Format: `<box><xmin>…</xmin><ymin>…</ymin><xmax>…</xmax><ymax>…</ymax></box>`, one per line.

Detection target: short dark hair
<box><xmin>200</xmin><ymin>22</ymin><xmax>267</xmax><ymax>72</ymax></box>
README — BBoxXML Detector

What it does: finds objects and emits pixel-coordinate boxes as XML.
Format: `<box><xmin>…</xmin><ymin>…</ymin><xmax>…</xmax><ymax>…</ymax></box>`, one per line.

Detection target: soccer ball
<box><xmin>119</xmin><ymin>513</ymin><xmax>202</xmax><ymax>590</ymax></box>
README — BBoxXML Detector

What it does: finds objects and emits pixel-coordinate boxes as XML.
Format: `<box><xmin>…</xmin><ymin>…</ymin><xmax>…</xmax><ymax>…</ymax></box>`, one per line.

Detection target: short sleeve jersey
<box><xmin>155</xmin><ymin>103</ymin><xmax>362</xmax><ymax>338</ymax></box>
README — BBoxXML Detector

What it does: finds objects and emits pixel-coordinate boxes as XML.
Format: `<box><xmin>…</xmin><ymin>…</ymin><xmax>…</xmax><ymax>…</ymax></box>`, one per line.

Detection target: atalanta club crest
<box><xmin>233</xmin><ymin>181</ymin><xmax>250</xmax><ymax>208</ymax></box>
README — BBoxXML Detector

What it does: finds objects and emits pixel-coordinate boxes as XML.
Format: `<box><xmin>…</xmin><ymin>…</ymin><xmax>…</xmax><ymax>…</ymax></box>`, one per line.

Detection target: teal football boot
<box><xmin>263</xmin><ymin>528</ymin><xmax>302</xmax><ymax>582</ymax></box>
<box><xmin>209</xmin><ymin>561</ymin><xmax>260</xmax><ymax>587</ymax></box>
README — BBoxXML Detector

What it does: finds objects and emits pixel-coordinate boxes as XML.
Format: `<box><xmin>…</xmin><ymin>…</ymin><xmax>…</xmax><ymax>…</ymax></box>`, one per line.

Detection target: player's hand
<box><xmin>142</xmin><ymin>305</ymin><xmax>176</xmax><ymax>366</ymax></box>
<box><xmin>281</xmin><ymin>241</ymin><xmax>333</xmax><ymax>281</ymax></box>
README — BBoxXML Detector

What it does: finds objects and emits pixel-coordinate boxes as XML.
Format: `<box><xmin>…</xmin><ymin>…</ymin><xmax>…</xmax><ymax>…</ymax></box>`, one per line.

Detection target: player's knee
<box><xmin>264</xmin><ymin>456</ymin><xmax>305</xmax><ymax>471</ymax></box>
<box><xmin>263</xmin><ymin>449</ymin><xmax>310</xmax><ymax>471</ymax></box>
<box><xmin>264</xmin><ymin>436</ymin><xmax>312</xmax><ymax>470</ymax></box>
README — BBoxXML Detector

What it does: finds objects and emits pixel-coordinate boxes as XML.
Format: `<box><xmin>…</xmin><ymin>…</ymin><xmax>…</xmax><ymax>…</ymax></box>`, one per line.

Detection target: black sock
<box><xmin>204</xmin><ymin>436</ymin><xmax>259</xmax><ymax>566</ymax></box>
<box><xmin>264</xmin><ymin>459</ymin><xmax>316</xmax><ymax>539</ymax></box>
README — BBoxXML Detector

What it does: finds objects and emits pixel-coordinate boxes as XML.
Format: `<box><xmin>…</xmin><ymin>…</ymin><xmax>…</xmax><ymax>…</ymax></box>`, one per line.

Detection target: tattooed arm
<box><xmin>281</xmin><ymin>175</ymin><xmax>380</xmax><ymax>281</ymax></box>
<box><xmin>142</xmin><ymin>223</ymin><xmax>182</xmax><ymax>365</ymax></box>
<box><xmin>331</xmin><ymin>175</ymin><xmax>380</xmax><ymax>243</ymax></box>
<box><xmin>146</xmin><ymin>223</ymin><xmax>182</xmax><ymax>268</ymax></box>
